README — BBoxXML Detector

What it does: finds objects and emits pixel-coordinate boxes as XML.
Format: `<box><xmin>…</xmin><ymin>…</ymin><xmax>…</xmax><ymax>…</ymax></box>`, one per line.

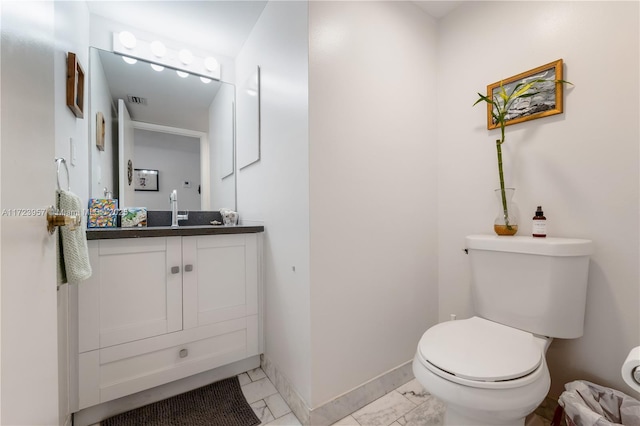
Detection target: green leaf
<box><xmin>498</xmin><ymin>82</ymin><xmax>508</xmax><ymax>102</ymax></box>
<box><xmin>473</xmin><ymin>93</ymin><xmax>493</xmax><ymax>106</ymax></box>
<box><xmin>511</xmin><ymin>81</ymin><xmax>537</xmax><ymax>99</ymax></box>
<box><xmin>508</xmin><ymin>82</ymin><xmax>526</xmax><ymax>97</ymax></box>
<box><xmin>518</xmin><ymin>92</ymin><xmax>540</xmax><ymax>99</ymax></box>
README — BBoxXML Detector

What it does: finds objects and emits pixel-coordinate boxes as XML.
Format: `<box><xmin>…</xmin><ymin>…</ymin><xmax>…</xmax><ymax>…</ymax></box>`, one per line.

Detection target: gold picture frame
<box><xmin>486</xmin><ymin>59</ymin><xmax>564</xmax><ymax>130</ymax></box>
<box><xmin>66</xmin><ymin>52</ymin><xmax>85</xmax><ymax>118</ymax></box>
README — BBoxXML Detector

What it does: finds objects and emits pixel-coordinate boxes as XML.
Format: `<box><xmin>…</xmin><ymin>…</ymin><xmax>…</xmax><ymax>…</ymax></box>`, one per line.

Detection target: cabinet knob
<box><xmin>171</xmin><ymin>266</ymin><xmax>180</xmax><ymax>274</ymax></box>
<box><xmin>179</xmin><ymin>348</ymin><xmax>188</xmax><ymax>358</ymax></box>
<box><xmin>184</xmin><ymin>264</ymin><xmax>193</xmax><ymax>272</ymax></box>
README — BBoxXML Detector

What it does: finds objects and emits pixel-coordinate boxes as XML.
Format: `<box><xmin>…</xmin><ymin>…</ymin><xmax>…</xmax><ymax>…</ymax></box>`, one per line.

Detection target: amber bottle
<box><xmin>532</xmin><ymin>206</ymin><xmax>546</xmax><ymax>238</ymax></box>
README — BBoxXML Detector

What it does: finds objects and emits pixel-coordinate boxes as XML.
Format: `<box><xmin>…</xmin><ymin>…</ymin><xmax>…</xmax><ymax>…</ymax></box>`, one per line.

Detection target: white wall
<box><xmin>437</xmin><ymin>1</ymin><xmax>639</xmax><ymax>399</ymax></box>
<box><xmin>55</xmin><ymin>3</ymin><xmax>91</xmax><ymax>206</ymax></box>
<box><xmin>308</xmin><ymin>1</ymin><xmax>439</xmax><ymax>408</ymax></box>
<box><xmin>235</xmin><ymin>0</ymin><xmax>312</xmax><ymax>405</ymax></box>
<box><xmin>133</xmin><ymin>129</ymin><xmax>201</xmax><ymax>210</ymax></box>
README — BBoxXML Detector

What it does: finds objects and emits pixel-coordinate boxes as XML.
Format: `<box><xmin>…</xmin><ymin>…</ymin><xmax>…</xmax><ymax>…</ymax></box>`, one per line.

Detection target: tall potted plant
<box><xmin>474</xmin><ymin>77</ymin><xmax>571</xmax><ymax>235</ymax></box>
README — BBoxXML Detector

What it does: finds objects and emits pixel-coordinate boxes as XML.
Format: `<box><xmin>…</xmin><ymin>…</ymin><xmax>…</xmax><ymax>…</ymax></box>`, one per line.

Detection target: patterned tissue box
<box><xmin>88</xmin><ymin>198</ymin><xmax>118</xmax><ymax>228</ymax></box>
<box><xmin>121</xmin><ymin>208</ymin><xmax>147</xmax><ymax>228</ymax></box>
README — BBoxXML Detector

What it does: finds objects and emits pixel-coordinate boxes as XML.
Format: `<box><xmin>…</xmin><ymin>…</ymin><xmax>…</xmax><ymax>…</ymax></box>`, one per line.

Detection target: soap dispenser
<box><xmin>532</xmin><ymin>206</ymin><xmax>546</xmax><ymax>238</ymax></box>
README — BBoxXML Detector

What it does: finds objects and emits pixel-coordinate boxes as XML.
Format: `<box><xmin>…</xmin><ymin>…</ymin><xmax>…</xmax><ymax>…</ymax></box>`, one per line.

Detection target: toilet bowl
<box><xmin>412</xmin><ymin>235</ymin><xmax>592</xmax><ymax>425</ymax></box>
<box><xmin>412</xmin><ymin>235</ymin><xmax>593</xmax><ymax>425</ymax></box>
<box><xmin>413</xmin><ymin>316</ymin><xmax>551</xmax><ymax>426</ymax></box>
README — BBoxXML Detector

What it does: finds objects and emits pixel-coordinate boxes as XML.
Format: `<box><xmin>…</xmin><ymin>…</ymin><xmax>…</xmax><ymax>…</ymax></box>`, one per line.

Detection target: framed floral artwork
<box><xmin>486</xmin><ymin>59</ymin><xmax>564</xmax><ymax>129</ymax></box>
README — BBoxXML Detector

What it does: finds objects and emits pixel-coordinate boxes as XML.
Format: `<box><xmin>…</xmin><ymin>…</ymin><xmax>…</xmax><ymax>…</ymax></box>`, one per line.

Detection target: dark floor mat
<box><xmin>102</xmin><ymin>376</ymin><xmax>261</xmax><ymax>426</ymax></box>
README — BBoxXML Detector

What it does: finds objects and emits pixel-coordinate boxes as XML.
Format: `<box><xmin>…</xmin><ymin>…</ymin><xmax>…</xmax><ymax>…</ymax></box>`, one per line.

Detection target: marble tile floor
<box><xmin>241</xmin><ymin>367</ymin><xmax>552</xmax><ymax>426</ymax></box>
<box><xmin>239</xmin><ymin>367</ymin><xmax>302</xmax><ymax>425</ymax></box>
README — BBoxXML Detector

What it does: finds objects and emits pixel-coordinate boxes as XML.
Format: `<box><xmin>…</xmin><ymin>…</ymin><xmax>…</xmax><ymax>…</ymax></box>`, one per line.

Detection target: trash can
<box><xmin>555</xmin><ymin>380</ymin><xmax>640</xmax><ymax>426</ymax></box>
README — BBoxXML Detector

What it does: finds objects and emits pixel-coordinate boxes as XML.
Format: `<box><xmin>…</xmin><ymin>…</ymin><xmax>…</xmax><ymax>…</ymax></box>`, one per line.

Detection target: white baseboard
<box><xmin>261</xmin><ymin>355</ymin><xmax>414</xmax><ymax>426</ymax></box>
<box><xmin>261</xmin><ymin>354</ymin><xmax>311</xmax><ymax>424</ymax></box>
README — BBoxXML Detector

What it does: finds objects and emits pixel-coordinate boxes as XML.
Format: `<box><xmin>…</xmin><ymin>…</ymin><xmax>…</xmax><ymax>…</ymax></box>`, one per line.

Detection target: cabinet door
<box><xmin>79</xmin><ymin>237</ymin><xmax>183</xmax><ymax>351</ymax></box>
<box><xmin>182</xmin><ymin>234</ymin><xmax>258</xmax><ymax>329</ymax></box>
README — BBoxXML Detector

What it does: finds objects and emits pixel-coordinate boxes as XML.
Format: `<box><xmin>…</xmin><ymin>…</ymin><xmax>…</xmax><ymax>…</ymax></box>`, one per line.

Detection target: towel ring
<box><xmin>56</xmin><ymin>157</ymin><xmax>70</xmax><ymax>191</ymax></box>
<box><xmin>49</xmin><ymin>157</ymin><xmax>78</xmax><ymax>234</ymax></box>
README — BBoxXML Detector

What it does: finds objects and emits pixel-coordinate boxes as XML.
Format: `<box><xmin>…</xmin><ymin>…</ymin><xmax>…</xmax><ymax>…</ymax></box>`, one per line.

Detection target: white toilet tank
<box><xmin>466</xmin><ymin>235</ymin><xmax>593</xmax><ymax>339</ymax></box>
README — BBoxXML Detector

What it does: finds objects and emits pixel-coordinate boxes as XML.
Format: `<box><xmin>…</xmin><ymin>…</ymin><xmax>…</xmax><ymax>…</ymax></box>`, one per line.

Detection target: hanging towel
<box><xmin>57</xmin><ymin>189</ymin><xmax>92</xmax><ymax>284</ymax></box>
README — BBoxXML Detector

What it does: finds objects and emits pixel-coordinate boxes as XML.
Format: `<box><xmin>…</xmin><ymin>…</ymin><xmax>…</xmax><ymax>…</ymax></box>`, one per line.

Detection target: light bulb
<box><xmin>176</xmin><ymin>71</ymin><xmax>189</xmax><ymax>78</ymax></box>
<box><xmin>200</xmin><ymin>77</ymin><xmax>212</xmax><ymax>84</ymax></box>
<box><xmin>150</xmin><ymin>63</ymin><xmax>164</xmax><ymax>72</ymax></box>
<box><xmin>122</xmin><ymin>56</ymin><xmax>137</xmax><ymax>65</ymax></box>
<box><xmin>178</xmin><ymin>49</ymin><xmax>193</xmax><ymax>65</ymax></box>
<box><xmin>204</xmin><ymin>57</ymin><xmax>219</xmax><ymax>72</ymax></box>
<box><xmin>150</xmin><ymin>41</ymin><xmax>167</xmax><ymax>58</ymax></box>
<box><xmin>118</xmin><ymin>31</ymin><xmax>137</xmax><ymax>50</ymax></box>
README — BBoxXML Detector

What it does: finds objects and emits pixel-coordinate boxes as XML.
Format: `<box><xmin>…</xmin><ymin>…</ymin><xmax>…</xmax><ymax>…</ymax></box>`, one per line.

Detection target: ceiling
<box><xmin>95</xmin><ymin>48</ymin><xmax>227</xmax><ymax>131</ymax></box>
<box><xmin>87</xmin><ymin>1</ymin><xmax>462</xmax><ymax>60</ymax></box>
<box><xmin>413</xmin><ymin>1</ymin><xmax>463</xmax><ymax>18</ymax></box>
<box><xmin>86</xmin><ymin>1</ymin><xmax>267</xmax><ymax>130</ymax></box>
<box><xmin>87</xmin><ymin>1</ymin><xmax>462</xmax><ymax>130</ymax></box>
<box><xmin>86</xmin><ymin>1</ymin><xmax>268</xmax><ymax>59</ymax></box>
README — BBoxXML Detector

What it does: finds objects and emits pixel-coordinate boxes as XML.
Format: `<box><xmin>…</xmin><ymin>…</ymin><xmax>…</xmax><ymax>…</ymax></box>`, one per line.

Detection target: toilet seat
<box><xmin>416</xmin><ymin>317</ymin><xmax>544</xmax><ymax>389</ymax></box>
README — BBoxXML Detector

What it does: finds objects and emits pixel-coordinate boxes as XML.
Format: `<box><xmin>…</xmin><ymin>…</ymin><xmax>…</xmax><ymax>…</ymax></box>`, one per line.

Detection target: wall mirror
<box><xmin>88</xmin><ymin>47</ymin><xmax>236</xmax><ymax>212</ymax></box>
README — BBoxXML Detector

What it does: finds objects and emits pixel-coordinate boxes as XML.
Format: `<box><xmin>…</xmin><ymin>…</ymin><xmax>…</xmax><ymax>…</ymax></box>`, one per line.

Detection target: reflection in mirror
<box><xmin>237</xmin><ymin>66</ymin><xmax>260</xmax><ymax>169</ymax></box>
<box><xmin>88</xmin><ymin>47</ymin><xmax>236</xmax><ymax>211</ymax></box>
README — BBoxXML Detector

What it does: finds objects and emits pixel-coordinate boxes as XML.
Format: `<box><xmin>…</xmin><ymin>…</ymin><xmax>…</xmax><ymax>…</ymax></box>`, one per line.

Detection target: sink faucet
<box><xmin>169</xmin><ymin>189</ymin><xmax>189</xmax><ymax>227</ymax></box>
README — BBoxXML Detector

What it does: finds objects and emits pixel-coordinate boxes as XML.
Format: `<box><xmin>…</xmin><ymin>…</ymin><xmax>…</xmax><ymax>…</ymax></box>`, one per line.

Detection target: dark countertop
<box><xmin>87</xmin><ymin>225</ymin><xmax>264</xmax><ymax>240</ymax></box>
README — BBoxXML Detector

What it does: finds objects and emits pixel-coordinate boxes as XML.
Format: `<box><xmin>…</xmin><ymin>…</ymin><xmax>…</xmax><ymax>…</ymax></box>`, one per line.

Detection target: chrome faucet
<box><xmin>169</xmin><ymin>189</ymin><xmax>189</xmax><ymax>227</ymax></box>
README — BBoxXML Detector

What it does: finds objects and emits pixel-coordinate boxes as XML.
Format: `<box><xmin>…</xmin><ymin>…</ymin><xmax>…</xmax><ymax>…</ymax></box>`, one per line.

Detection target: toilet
<box><xmin>413</xmin><ymin>235</ymin><xmax>593</xmax><ymax>426</ymax></box>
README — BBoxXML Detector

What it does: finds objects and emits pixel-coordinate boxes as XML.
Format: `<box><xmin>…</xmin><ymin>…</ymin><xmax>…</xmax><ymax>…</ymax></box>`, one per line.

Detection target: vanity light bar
<box><xmin>112</xmin><ymin>32</ymin><xmax>221</xmax><ymax>81</ymax></box>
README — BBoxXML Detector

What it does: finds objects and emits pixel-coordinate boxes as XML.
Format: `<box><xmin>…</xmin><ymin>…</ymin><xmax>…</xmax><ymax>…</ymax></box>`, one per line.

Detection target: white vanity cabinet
<box><xmin>74</xmin><ymin>233</ymin><xmax>261</xmax><ymax>410</ymax></box>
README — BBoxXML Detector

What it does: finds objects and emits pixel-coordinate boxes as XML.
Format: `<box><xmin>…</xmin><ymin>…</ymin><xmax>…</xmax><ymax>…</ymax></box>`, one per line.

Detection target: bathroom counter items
<box><xmin>86</xmin><ymin>210</ymin><xmax>263</xmax><ymax>239</ymax></box>
<box><xmin>86</xmin><ymin>224</ymin><xmax>264</xmax><ymax>240</ymax></box>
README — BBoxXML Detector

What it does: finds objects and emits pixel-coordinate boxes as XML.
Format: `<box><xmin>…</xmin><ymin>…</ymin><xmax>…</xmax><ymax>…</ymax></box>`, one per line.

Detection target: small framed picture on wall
<box><xmin>96</xmin><ymin>112</ymin><xmax>105</xmax><ymax>151</ymax></box>
<box><xmin>134</xmin><ymin>169</ymin><xmax>159</xmax><ymax>191</ymax></box>
<box><xmin>66</xmin><ymin>52</ymin><xmax>85</xmax><ymax>118</ymax></box>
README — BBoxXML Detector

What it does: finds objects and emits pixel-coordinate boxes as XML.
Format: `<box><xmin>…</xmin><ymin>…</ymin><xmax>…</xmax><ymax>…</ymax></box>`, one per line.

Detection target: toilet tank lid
<box><xmin>466</xmin><ymin>235</ymin><xmax>593</xmax><ymax>256</ymax></box>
